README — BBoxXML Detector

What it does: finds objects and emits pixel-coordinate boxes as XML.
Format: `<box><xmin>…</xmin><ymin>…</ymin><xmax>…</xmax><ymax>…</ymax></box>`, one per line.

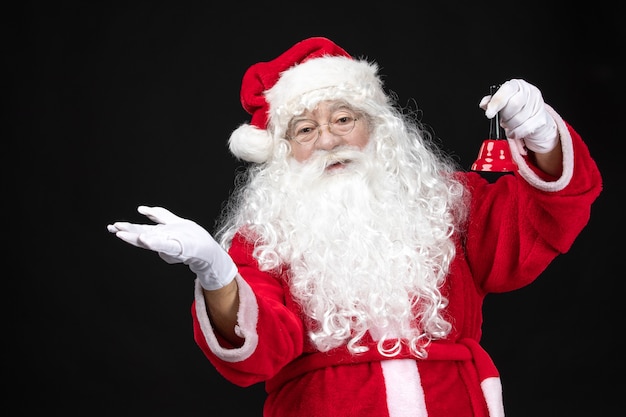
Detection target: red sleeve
<box><xmin>191</xmin><ymin>232</ymin><xmax>306</xmax><ymax>387</ymax></box>
<box><xmin>464</xmin><ymin>121</ymin><xmax>602</xmax><ymax>294</ymax></box>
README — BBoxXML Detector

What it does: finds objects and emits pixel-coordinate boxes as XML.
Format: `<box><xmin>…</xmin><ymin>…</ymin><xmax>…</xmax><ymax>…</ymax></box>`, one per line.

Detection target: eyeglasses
<box><xmin>288</xmin><ymin>112</ymin><xmax>359</xmax><ymax>145</ymax></box>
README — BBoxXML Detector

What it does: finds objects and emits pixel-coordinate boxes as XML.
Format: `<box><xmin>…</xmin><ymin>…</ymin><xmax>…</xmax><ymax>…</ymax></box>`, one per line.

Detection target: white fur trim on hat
<box><xmin>266</xmin><ymin>55</ymin><xmax>387</xmax><ymax>139</ymax></box>
<box><xmin>228</xmin><ymin>55</ymin><xmax>387</xmax><ymax>163</ymax></box>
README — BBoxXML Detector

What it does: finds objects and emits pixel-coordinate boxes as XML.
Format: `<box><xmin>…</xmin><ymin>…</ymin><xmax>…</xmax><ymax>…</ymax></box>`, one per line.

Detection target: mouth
<box><xmin>325</xmin><ymin>159</ymin><xmax>350</xmax><ymax>171</ymax></box>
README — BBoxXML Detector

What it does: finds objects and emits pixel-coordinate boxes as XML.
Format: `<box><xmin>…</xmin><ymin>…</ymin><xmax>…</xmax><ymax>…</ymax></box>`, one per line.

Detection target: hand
<box><xmin>107</xmin><ymin>206</ymin><xmax>237</xmax><ymax>290</ymax></box>
<box><xmin>479</xmin><ymin>79</ymin><xmax>558</xmax><ymax>153</ymax></box>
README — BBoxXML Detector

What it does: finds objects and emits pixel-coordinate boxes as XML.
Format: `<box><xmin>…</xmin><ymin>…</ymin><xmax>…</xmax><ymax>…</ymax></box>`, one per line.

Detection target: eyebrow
<box><xmin>291</xmin><ymin>104</ymin><xmax>356</xmax><ymax>124</ymax></box>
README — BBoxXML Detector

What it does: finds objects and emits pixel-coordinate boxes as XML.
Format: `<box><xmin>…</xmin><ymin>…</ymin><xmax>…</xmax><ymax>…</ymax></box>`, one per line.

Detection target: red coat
<box><xmin>191</xmin><ymin>110</ymin><xmax>602</xmax><ymax>417</ymax></box>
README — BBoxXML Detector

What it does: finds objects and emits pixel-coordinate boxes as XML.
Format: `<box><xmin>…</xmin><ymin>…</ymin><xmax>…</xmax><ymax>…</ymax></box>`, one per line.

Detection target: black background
<box><xmin>8</xmin><ymin>1</ymin><xmax>624</xmax><ymax>416</ymax></box>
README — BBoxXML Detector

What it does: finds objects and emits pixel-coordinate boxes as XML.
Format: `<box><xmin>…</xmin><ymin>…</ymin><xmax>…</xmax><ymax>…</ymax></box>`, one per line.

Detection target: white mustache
<box><xmin>313</xmin><ymin>147</ymin><xmax>366</xmax><ymax>169</ymax></box>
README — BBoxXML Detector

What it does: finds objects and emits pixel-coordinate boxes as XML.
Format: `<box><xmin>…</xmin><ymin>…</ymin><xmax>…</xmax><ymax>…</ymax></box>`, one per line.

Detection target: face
<box><xmin>287</xmin><ymin>101</ymin><xmax>370</xmax><ymax>165</ymax></box>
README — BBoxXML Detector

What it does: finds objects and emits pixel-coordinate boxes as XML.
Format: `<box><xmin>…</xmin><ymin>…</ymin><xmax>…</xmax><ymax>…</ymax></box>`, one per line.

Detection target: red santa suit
<box><xmin>190</xmin><ymin>107</ymin><xmax>602</xmax><ymax>417</ymax></box>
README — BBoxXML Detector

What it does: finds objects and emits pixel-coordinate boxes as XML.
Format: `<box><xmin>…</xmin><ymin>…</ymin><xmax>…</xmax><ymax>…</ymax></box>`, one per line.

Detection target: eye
<box><xmin>290</xmin><ymin>120</ymin><xmax>319</xmax><ymax>141</ymax></box>
<box><xmin>332</xmin><ymin>112</ymin><xmax>356</xmax><ymax>126</ymax></box>
<box><xmin>297</xmin><ymin>124</ymin><xmax>316</xmax><ymax>135</ymax></box>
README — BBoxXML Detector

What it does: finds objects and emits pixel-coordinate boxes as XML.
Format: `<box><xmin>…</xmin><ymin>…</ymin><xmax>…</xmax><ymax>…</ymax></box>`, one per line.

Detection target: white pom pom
<box><xmin>228</xmin><ymin>124</ymin><xmax>274</xmax><ymax>163</ymax></box>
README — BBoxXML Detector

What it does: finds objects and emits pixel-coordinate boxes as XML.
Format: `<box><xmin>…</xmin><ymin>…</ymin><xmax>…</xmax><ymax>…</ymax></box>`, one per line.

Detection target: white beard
<box><xmin>264</xmin><ymin>143</ymin><xmax>451</xmax><ymax>354</ymax></box>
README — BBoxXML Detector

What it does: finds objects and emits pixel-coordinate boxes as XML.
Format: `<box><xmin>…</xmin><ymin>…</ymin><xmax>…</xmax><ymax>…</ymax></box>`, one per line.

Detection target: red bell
<box><xmin>471</xmin><ymin>85</ymin><xmax>517</xmax><ymax>173</ymax></box>
<box><xmin>471</xmin><ymin>139</ymin><xmax>517</xmax><ymax>172</ymax></box>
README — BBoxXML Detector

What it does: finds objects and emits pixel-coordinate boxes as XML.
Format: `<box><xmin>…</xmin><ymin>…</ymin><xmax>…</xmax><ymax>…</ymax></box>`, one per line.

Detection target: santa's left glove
<box><xmin>479</xmin><ymin>79</ymin><xmax>559</xmax><ymax>153</ymax></box>
<box><xmin>107</xmin><ymin>206</ymin><xmax>237</xmax><ymax>290</ymax></box>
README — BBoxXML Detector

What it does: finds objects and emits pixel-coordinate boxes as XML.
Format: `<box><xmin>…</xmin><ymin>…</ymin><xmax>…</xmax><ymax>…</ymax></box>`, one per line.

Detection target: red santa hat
<box><xmin>228</xmin><ymin>37</ymin><xmax>388</xmax><ymax>163</ymax></box>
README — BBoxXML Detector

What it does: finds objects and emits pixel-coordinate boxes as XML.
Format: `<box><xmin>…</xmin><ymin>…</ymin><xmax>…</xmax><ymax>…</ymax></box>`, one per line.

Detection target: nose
<box><xmin>315</xmin><ymin>124</ymin><xmax>344</xmax><ymax>150</ymax></box>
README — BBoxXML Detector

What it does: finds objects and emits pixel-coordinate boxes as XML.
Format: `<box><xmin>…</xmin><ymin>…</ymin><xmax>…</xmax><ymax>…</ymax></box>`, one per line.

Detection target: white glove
<box><xmin>107</xmin><ymin>206</ymin><xmax>237</xmax><ymax>290</ymax></box>
<box><xmin>479</xmin><ymin>79</ymin><xmax>558</xmax><ymax>153</ymax></box>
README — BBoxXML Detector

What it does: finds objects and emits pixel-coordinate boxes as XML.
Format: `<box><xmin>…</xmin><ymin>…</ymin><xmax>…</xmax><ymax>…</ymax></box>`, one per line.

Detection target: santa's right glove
<box><xmin>479</xmin><ymin>79</ymin><xmax>559</xmax><ymax>153</ymax></box>
<box><xmin>107</xmin><ymin>206</ymin><xmax>237</xmax><ymax>291</ymax></box>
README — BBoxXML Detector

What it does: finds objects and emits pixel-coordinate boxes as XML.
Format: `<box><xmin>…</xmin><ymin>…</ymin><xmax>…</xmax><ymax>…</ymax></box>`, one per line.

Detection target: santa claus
<box><xmin>108</xmin><ymin>37</ymin><xmax>602</xmax><ymax>416</ymax></box>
